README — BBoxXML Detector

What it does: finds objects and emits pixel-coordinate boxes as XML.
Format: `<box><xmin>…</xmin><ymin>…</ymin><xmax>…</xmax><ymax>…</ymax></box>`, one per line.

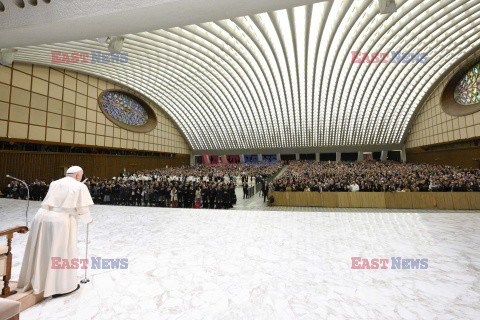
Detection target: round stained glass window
<box><xmin>454</xmin><ymin>63</ymin><xmax>480</xmax><ymax>105</ymax></box>
<box><xmin>98</xmin><ymin>90</ymin><xmax>157</xmax><ymax>132</ymax></box>
<box><xmin>100</xmin><ymin>91</ymin><xmax>148</xmax><ymax>125</ymax></box>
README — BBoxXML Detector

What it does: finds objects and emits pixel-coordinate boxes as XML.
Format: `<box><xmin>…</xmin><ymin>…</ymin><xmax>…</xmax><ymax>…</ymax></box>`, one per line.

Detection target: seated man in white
<box><xmin>17</xmin><ymin>166</ymin><xmax>93</xmax><ymax>298</ymax></box>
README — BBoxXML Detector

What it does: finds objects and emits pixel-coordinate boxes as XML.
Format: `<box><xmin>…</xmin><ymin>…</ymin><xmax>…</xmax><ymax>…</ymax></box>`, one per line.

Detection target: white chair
<box><xmin>0</xmin><ymin>298</ymin><xmax>20</xmax><ymax>320</ymax></box>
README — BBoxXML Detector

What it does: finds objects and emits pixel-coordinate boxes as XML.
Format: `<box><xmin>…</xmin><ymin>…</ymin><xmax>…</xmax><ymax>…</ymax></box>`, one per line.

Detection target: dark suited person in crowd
<box><xmin>184</xmin><ymin>185</ymin><xmax>192</xmax><ymax>208</ymax></box>
<box><xmin>216</xmin><ymin>186</ymin><xmax>223</xmax><ymax>209</ymax></box>
<box><xmin>31</xmin><ymin>180</ymin><xmax>41</xmax><ymax>201</ymax></box>
<box><xmin>121</xmin><ymin>183</ymin><xmax>129</xmax><ymax>205</ymax></box>
<box><xmin>112</xmin><ymin>183</ymin><xmax>120</xmax><ymax>205</ymax></box>
<box><xmin>229</xmin><ymin>183</ymin><xmax>236</xmax><ymax>206</ymax></box>
<box><xmin>129</xmin><ymin>184</ymin><xmax>136</xmax><ymax>206</ymax></box>
<box><xmin>222</xmin><ymin>186</ymin><xmax>230</xmax><ymax>208</ymax></box>
<box><xmin>153</xmin><ymin>182</ymin><xmax>160</xmax><ymax>206</ymax></box>
<box><xmin>201</xmin><ymin>185</ymin><xmax>208</xmax><ymax>208</ymax></box>
<box><xmin>103</xmin><ymin>185</ymin><xmax>112</xmax><ymax>204</ymax></box>
<box><xmin>262</xmin><ymin>182</ymin><xmax>268</xmax><ymax>202</ymax></box>
<box><xmin>159</xmin><ymin>184</ymin><xmax>166</xmax><ymax>207</ymax></box>
<box><xmin>208</xmin><ymin>185</ymin><xmax>216</xmax><ymax>209</ymax></box>
<box><xmin>40</xmin><ymin>182</ymin><xmax>49</xmax><ymax>200</ymax></box>
<box><xmin>177</xmin><ymin>185</ymin><xmax>184</xmax><ymax>208</ymax></box>
<box><xmin>135</xmin><ymin>186</ymin><xmax>142</xmax><ymax>206</ymax></box>
<box><xmin>243</xmin><ymin>182</ymin><xmax>249</xmax><ymax>199</ymax></box>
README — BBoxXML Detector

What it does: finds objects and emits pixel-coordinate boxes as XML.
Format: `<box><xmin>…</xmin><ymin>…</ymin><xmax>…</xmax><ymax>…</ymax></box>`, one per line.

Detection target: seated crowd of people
<box><xmin>271</xmin><ymin>161</ymin><xmax>480</xmax><ymax>192</ymax></box>
<box><xmin>1</xmin><ymin>163</ymin><xmax>282</xmax><ymax>209</ymax></box>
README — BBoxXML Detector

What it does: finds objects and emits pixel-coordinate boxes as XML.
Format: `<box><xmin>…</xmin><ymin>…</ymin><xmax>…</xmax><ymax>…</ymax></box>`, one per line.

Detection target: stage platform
<box><xmin>1</xmin><ymin>198</ymin><xmax>479</xmax><ymax>319</ymax></box>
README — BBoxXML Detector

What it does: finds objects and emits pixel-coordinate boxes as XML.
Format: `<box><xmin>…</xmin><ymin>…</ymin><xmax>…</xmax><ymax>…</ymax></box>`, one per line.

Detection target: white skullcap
<box><xmin>66</xmin><ymin>166</ymin><xmax>83</xmax><ymax>174</ymax></box>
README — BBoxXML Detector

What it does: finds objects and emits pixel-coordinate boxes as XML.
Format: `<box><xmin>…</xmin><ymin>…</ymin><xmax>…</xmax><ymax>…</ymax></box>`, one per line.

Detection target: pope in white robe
<box><xmin>17</xmin><ymin>166</ymin><xmax>93</xmax><ymax>297</ymax></box>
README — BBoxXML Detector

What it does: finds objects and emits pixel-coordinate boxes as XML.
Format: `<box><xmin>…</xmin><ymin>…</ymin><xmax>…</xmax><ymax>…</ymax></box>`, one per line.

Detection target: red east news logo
<box><xmin>351</xmin><ymin>51</ymin><xmax>389</xmax><ymax>63</ymax></box>
<box><xmin>51</xmin><ymin>51</ymin><xmax>90</xmax><ymax>63</ymax></box>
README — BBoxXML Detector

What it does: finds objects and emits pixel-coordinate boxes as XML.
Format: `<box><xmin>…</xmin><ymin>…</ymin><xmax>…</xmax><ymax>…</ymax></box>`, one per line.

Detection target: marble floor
<box><xmin>1</xmin><ymin>198</ymin><xmax>480</xmax><ymax>319</ymax></box>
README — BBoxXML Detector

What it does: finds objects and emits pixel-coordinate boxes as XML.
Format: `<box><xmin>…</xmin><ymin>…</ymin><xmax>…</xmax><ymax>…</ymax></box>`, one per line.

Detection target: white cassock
<box><xmin>17</xmin><ymin>176</ymin><xmax>93</xmax><ymax>297</ymax></box>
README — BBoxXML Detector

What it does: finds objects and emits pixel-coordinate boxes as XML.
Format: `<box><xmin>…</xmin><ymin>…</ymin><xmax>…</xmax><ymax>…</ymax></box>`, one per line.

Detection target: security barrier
<box><xmin>268</xmin><ymin>191</ymin><xmax>480</xmax><ymax>210</ymax></box>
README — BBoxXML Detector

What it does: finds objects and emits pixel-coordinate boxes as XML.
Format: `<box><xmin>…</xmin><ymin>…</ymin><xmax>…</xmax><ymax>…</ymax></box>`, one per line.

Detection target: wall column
<box><xmin>315</xmin><ymin>153</ymin><xmax>320</xmax><ymax>162</ymax></box>
<box><xmin>336</xmin><ymin>152</ymin><xmax>341</xmax><ymax>162</ymax></box>
<box><xmin>190</xmin><ymin>154</ymin><xmax>195</xmax><ymax>166</ymax></box>
<box><xmin>380</xmin><ymin>150</ymin><xmax>388</xmax><ymax>162</ymax></box>
<box><xmin>400</xmin><ymin>146</ymin><xmax>407</xmax><ymax>163</ymax></box>
<box><xmin>258</xmin><ymin>154</ymin><xmax>262</xmax><ymax>163</ymax></box>
<box><xmin>357</xmin><ymin>151</ymin><xmax>363</xmax><ymax>162</ymax></box>
<box><xmin>296</xmin><ymin>153</ymin><xmax>300</xmax><ymax>160</ymax></box>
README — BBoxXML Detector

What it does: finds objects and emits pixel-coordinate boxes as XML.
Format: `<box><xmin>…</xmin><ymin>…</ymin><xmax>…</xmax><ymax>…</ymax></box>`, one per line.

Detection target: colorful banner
<box><xmin>201</xmin><ymin>155</ymin><xmax>240</xmax><ymax>166</ymax></box>
<box><xmin>242</xmin><ymin>154</ymin><xmax>259</xmax><ymax>164</ymax></box>
<box><xmin>262</xmin><ymin>155</ymin><xmax>277</xmax><ymax>164</ymax></box>
<box><xmin>201</xmin><ymin>154</ymin><xmax>211</xmax><ymax>165</ymax></box>
<box><xmin>220</xmin><ymin>155</ymin><xmax>229</xmax><ymax>165</ymax></box>
<box><xmin>227</xmin><ymin>155</ymin><xmax>240</xmax><ymax>164</ymax></box>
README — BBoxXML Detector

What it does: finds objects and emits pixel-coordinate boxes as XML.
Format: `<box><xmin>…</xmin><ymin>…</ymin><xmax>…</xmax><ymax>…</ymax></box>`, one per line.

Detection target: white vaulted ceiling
<box><xmin>5</xmin><ymin>0</ymin><xmax>480</xmax><ymax>151</ymax></box>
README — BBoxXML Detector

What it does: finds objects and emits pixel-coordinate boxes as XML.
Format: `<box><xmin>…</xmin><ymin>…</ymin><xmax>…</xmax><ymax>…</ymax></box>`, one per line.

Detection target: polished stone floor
<box><xmin>1</xmin><ymin>198</ymin><xmax>480</xmax><ymax>320</ymax></box>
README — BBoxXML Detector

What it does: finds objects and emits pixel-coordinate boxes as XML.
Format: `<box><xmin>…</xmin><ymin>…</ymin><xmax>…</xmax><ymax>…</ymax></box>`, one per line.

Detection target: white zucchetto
<box><xmin>66</xmin><ymin>166</ymin><xmax>83</xmax><ymax>174</ymax></box>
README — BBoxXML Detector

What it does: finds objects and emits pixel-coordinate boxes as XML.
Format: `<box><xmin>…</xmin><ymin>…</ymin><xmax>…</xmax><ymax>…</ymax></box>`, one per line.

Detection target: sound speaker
<box><xmin>108</xmin><ymin>36</ymin><xmax>125</xmax><ymax>54</ymax></box>
<box><xmin>0</xmin><ymin>49</ymin><xmax>17</xmax><ymax>66</ymax></box>
<box><xmin>377</xmin><ymin>0</ymin><xmax>396</xmax><ymax>14</ymax></box>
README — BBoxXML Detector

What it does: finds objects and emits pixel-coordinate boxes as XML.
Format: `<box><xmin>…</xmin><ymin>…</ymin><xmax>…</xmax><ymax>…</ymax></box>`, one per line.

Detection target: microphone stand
<box><xmin>80</xmin><ymin>223</ymin><xmax>90</xmax><ymax>284</ymax></box>
<box><xmin>6</xmin><ymin>175</ymin><xmax>29</xmax><ymax>226</ymax></box>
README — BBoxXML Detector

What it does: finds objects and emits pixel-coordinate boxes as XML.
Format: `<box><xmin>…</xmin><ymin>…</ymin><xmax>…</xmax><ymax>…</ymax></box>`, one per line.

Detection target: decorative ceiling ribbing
<box><xmin>12</xmin><ymin>0</ymin><xmax>480</xmax><ymax>150</ymax></box>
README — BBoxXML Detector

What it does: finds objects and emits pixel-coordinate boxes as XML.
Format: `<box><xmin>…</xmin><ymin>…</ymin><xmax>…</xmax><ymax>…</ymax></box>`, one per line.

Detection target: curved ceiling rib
<box><xmin>11</xmin><ymin>0</ymin><xmax>480</xmax><ymax>151</ymax></box>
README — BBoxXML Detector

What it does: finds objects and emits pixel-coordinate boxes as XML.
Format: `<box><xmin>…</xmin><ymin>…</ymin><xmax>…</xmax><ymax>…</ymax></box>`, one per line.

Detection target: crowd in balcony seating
<box><xmin>1</xmin><ymin>163</ymin><xmax>282</xmax><ymax>209</ymax></box>
<box><xmin>271</xmin><ymin>161</ymin><xmax>480</xmax><ymax>192</ymax></box>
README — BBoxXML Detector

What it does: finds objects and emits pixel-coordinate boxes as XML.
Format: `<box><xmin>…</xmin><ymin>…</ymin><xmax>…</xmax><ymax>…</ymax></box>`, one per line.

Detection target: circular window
<box><xmin>454</xmin><ymin>62</ymin><xmax>480</xmax><ymax>105</ymax></box>
<box><xmin>442</xmin><ymin>59</ymin><xmax>480</xmax><ymax>116</ymax></box>
<box><xmin>98</xmin><ymin>90</ymin><xmax>157</xmax><ymax>132</ymax></box>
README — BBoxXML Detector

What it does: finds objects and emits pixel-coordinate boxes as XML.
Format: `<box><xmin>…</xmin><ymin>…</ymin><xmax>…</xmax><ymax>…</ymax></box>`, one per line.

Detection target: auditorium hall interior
<box><xmin>0</xmin><ymin>0</ymin><xmax>480</xmax><ymax>319</ymax></box>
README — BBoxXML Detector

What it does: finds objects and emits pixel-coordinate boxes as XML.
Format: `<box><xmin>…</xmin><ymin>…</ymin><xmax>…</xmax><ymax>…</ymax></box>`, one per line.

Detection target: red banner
<box><xmin>201</xmin><ymin>155</ymin><xmax>240</xmax><ymax>166</ymax></box>
<box><xmin>201</xmin><ymin>154</ymin><xmax>211</xmax><ymax>165</ymax></box>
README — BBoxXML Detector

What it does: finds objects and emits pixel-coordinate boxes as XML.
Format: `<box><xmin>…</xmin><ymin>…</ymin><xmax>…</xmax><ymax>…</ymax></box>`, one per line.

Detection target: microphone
<box><xmin>7</xmin><ymin>174</ymin><xmax>22</xmax><ymax>181</ymax></box>
<box><xmin>6</xmin><ymin>175</ymin><xmax>30</xmax><ymax>226</ymax></box>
